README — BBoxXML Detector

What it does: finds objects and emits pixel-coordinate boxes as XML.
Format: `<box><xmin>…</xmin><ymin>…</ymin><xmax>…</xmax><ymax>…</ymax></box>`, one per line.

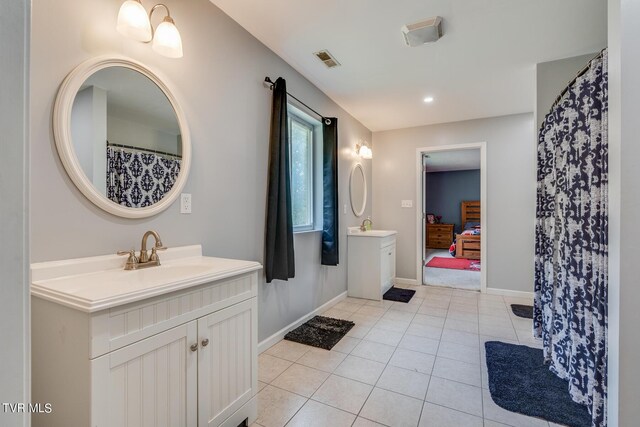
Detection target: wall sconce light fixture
<box><xmin>356</xmin><ymin>142</ymin><xmax>373</xmax><ymax>159</ymax></box>
<box><xmin>117</xmin><ymin>0</ymin><xmax>183</xmax><ymax>58</ymax></box>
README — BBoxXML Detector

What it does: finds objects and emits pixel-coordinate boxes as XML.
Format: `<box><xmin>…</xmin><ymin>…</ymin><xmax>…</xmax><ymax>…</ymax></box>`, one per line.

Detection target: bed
<box><xmin>454</xmin><ymin>201</ymin><xmax>481</xmax><ymax>260</ymax></box>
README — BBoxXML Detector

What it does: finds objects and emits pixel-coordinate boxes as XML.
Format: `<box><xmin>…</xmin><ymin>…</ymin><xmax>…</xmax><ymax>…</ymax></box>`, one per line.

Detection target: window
<box><xmin>288</xmin><ymin>108</ymin><xmax>319</xmax><ymax>232</ymax></box>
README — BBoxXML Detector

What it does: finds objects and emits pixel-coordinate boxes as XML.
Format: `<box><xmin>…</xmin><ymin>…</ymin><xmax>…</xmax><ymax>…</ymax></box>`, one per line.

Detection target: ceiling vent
<box><xmin>401</xmin><ymin>16</ymin><xmax>443</xmax><ymax>47</ymax></box>
<box><xmin>314</xmin><ymin>50</ymin><xmax>341</xmax><ymax>68</ymax></box>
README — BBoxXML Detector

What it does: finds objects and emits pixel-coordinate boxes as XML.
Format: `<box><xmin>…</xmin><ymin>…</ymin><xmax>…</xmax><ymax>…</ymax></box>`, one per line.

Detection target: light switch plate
<box><xmin>401</xmin><ymin>200</ymin><xmax>413</xmax><ymax>208</ymax></box>
<box><xmin>180</xmin><ymin>193</ymin><xmax>192</xmax><ymax>214</ymax></box>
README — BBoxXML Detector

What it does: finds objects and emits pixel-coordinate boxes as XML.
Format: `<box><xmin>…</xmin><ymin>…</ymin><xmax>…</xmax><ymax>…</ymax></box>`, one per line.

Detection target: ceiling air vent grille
<box><xmin>314</xmin><ymin>50</ymin><xmax>341</xmax><ymax>68</ymax></box>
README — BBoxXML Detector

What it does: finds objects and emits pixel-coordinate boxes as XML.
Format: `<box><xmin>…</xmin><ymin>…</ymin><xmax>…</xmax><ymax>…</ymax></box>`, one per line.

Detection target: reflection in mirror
<box><xmin>70</xmin><ymin>67</ymin><xmax>181</xmax><ymax>208</ymax></box>
<box><xmin>350</xmin><ymin>163</ymin><xmax>367</xmax><ymax>217</ymax></box>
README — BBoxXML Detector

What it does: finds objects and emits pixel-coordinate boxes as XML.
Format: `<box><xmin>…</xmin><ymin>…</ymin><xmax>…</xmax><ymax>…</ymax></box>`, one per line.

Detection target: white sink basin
<box><xmin>31</xmin><ymin>245</ymin><xmax>262</xmax><ymax>312</ymax></box>
<box><xmin>347</xmin><ymin>227</ymin><xmax>397</xmax><ymax>237</ymax></box>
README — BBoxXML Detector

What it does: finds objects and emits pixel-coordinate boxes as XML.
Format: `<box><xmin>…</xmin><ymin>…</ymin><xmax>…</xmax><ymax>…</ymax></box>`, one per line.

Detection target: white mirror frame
<box><xmin>52</xmin><ymin>56</ymin><xmax>191</xmax><ymax>219</ymax></box>
<box><xmin>349</xmin><ymin>163</ymin><xmax>367</xmax><ymax>217</ymax></box>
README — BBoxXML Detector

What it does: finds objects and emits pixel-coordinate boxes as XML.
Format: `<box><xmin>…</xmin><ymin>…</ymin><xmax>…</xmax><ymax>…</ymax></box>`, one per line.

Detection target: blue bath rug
<box><xmin>485</xmin><ymin>341</ymin><xmax>591</xmax><ymax>427</ymax></box>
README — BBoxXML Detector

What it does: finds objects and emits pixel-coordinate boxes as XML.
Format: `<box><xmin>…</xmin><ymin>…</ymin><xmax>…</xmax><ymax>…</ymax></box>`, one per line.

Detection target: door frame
<box><xmin>415</xmin><ymin>142</ymin><xmax>487</xmax><ymax>292</ymax></box>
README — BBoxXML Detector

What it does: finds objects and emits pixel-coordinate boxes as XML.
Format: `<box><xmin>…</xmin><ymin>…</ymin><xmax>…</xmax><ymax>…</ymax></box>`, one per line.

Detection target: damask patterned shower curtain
<box><xmin>534</xmin><ymin>49</ymin><xmax>608</xmax><ymax>427</ymax></box>
<box><xmin>106</xmin><ymin>146</ymin><xmax>181</xmax><ymax>207</ymax></box>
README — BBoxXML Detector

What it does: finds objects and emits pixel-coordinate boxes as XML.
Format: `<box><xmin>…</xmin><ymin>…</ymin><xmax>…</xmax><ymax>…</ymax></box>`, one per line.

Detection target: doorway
<box><xmin>415</xmin><ymin>143</ymin><xmax>487</xmax><ymax>292</ymax></box>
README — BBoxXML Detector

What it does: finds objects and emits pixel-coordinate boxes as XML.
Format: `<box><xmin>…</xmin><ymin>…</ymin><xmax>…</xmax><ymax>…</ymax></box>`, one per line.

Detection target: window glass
<box><xmin>289</xmin><ymin>114</ymin><xmax>314</xmax><ymax>231</ymax></box>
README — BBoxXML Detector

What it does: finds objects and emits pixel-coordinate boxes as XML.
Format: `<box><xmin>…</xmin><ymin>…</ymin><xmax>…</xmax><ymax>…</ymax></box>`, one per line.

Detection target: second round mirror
<box><xmin>349</xmin><ymin>163</ymin><xmax>367</xmax><ymax>217</ymax></box>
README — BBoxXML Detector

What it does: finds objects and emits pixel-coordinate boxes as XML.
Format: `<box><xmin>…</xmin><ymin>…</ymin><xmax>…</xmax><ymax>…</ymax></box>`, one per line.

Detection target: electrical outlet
<box><xmin>343</xmin><ymin>204</ymin><xmax>347</xmax><ymax>214</ymax></box>
<box><xmin>180</xmin><ymin>193</ymin><xmax>192</xmax><ymax>214</ymax></box>
<box><xmin>401</xmin><ymin>200</ymin><xmax>413</xmax><ymax>208</ymax></box>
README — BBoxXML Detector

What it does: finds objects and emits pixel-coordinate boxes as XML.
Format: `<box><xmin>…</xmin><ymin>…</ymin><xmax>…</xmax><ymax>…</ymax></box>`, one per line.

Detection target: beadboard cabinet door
<box><xmin>198</xmin><ymin>298</ymin><xmax>258</xmax><ymax>427</ymax></box>
<box><xmin>380</xmin><ymin>243</ymin><xmax>396</xmax><ymax>290</ymax></box>
<box><xmin>91</xmin><ymin>321</ymin><xmax>198</xmax><ymax>427</ymax></box>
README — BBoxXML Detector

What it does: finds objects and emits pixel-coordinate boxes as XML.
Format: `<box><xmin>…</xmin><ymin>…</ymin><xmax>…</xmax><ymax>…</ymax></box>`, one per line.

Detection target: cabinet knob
<box><xmin>201</xmin><ymin>338</ymin><xmax>209</xmax><ymax>347</ymax></box>
<box><xmin>190</xmin><ymin>343</ymin><xmax>199</xmax><ymax>352</ymax></box>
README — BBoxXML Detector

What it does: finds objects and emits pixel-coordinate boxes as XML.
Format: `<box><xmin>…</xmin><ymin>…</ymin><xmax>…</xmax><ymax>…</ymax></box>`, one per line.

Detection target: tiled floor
<box><xmin>254</xmin><ymin>285</ymin><xmax>556</xmax><ymax>427</ymax></box>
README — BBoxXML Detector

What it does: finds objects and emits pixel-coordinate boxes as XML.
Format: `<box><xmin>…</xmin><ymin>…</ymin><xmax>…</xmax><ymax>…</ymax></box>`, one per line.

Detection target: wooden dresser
<box><xmin>426</xmin><ymin>223</ymin><xmax>454</xmax><ymax>249</ymax></box>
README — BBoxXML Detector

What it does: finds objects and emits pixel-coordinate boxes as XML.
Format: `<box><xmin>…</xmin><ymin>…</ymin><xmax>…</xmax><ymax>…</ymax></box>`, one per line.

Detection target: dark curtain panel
<box><xmin>321</xmin><ymin>118</ymin><xmax>339</xmax><ymax>265</ymax></box>
<box><xmin>265</xmin><ymin>77</ymin><xmax>295</xmax><ymax>283</ymax></box>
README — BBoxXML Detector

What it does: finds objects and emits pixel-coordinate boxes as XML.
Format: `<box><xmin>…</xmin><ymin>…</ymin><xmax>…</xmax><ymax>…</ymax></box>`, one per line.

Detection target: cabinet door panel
<box><xmin>389</xmin><ymin>244</ymin><xmax>396</xmax><ymax>281</ymax></box>
<box><xmin>198</xmin><ymin>298</ymin><xmax>257</xmax><ymax>427</ymax></box>
<box><xmin>92</xmin><ymin>321</ymin><xmax>198</xmax><ymax>427</ymax></box>
<box><xmin>380</xmin><ymin>243</ymin><xmax>396</xmax><ymax>293</ymax></box>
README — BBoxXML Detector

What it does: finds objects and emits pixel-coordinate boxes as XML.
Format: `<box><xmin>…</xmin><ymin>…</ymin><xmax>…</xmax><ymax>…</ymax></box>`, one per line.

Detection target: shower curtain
<box><xmin>106</xmin><ymin>147</ymin><xmax>181</xmax><ymax>207</ymax></box>
<box><xmin>534</xmin><ymin>49</ymin><xmax>608</xmax><ymax>427</ymax></box>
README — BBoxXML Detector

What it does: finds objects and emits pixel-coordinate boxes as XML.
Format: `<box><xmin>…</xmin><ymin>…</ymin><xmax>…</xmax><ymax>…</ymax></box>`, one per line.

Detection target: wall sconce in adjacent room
<box><xmin>116</xmin><ymin>1</ymin><xmax>183</xmax><ymax>58</ymax></box>
<box><xmin>356</xmin><ymin>142</ymin><xmax>373</xmax><ymax>159</ymax></box>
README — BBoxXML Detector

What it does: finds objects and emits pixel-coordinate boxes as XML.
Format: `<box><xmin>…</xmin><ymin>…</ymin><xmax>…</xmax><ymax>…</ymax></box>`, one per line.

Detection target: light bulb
<box><xmin>359</xmin><ymin>145</ymin><xmax>373</xmax><ymax>159</ymax></box>
<box><xmin>423</xmin><ymin>96</ymin><xmax>434</xmax><ymax>103</ymax></box>
<box><xmin>116</xmin><ymin>0</ymin><xmax>152</xmax><ymax>42</ymax></box>
<box><xmin>152</xmin><ymin>17</ymin><xmax>183</xmax><ymax>58</ymax></box>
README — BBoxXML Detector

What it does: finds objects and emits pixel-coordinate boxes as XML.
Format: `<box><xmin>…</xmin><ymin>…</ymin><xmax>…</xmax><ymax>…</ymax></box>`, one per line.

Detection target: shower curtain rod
<box><xmin>264</xmin><ymin>77</ymin><xmax>332</xmax><ymax>125</ymax></box>
<box><xmin>551</xmin><ymin>49</ymin><xmax>605</xmax><ymax>109</ymax></box>
<box><xmin>107</xmin><ymin>141</ymin><xmax>182</xmax><ymax>159</ymax></box>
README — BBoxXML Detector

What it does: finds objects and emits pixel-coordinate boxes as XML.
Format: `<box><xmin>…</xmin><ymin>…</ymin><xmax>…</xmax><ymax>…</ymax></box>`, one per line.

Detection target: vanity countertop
<box><xmin>31</xmin><ymin>245</ymin><xmax>262</xmax><ymax>313</ymax></box>
<box><xmin>347</xmin><ymin>227</ymin><xmax>397</xmax><ymax>237</ymax></box>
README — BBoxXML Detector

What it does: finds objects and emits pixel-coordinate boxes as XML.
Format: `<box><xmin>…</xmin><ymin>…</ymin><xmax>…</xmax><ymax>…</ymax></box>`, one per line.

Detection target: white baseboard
<box><xmin>486</xmin><ymin>287</ymin><xmax>534</xmax><ymax>299</ymax></box>
<box><xmin>395</xmin><ymin>277</ymin><xmax>419</xmax><ymax>286</ymax></box>
<box><xmin>258</xmin><ymin>291</ymin><xmax>348</xmax><ymax>354</ymax></box>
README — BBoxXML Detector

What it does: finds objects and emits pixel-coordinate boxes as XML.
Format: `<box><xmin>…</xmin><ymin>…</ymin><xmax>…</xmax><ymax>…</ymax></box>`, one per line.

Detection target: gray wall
<box><xmin>72</xmin><ymin>86</ymin><xmax>108</xmax><ymax>193</ymax></box>
<box><xmin>608</xmin><ymin>0</ymin><xmax>640</xmax><ymax>424</ymax></box>
<box><xmin>107</xmin><ymin>115</ymin><xmax>180</xmax><ymax>155</ymax></box>
<box><xmin>372</xmin><ymin>113</ymin><xmax>534</xmax><ymax>292</ymax></box>
<box><xmin>30</xmin><ymin>0</ymin><xmax>372</xmax><ymax>342</ymax></box>
<box><xmin>426</xmin><ymin>170</ymin><xmax>481</xmax><ymax>233</ymax></box>
<box><xmin>0</xmin><ymin>0</ymin><xmax>30</xmax><ymax>425</ymax></box>
<box><xmin>535</xmin><ymin>52</ymin><xmax>599</xmax><ymax>129</ymax></box>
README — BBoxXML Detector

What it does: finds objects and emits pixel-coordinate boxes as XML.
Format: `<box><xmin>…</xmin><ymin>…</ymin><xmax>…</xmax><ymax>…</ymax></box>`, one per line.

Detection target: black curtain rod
<box><xmin>264</xmin><ymin>77</ymin><xmax>332</xmax><ymax>125</ymax></box>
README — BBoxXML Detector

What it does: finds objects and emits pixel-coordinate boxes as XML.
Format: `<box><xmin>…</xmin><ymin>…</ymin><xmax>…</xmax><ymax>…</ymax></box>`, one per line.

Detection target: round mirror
<box><xmin>349</xmin><ymin>163</ymin><xmax>367</xmax><ymax>217</ymax></box>
<box><xmin>53</xmin><ymin>56</ymin><xmax>191</xmax><ymax>218</ymax></box>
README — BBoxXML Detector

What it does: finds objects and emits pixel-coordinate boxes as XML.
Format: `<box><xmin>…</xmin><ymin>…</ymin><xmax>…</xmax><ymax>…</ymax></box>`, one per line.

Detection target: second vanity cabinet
<box><xmin>347</xmin><ymin>229</ymin><xmax>397</xmax><ymax>300</ymax></box>
<box><xmin>31</xmin><ymin>245</ymin><xmax>261</xmax><ymax>427</ymax></box>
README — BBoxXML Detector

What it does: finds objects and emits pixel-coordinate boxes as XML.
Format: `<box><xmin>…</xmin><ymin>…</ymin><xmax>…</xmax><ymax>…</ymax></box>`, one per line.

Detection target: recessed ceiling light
<box><xmin>423</xmin><ymin>96</ymin><xmax>434</xmax><ymax>103</ymax></box>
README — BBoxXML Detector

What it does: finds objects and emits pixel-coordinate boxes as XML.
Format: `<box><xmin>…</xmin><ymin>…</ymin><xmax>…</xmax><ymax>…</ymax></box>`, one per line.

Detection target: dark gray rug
<box><xmin>511</xmin><ymin>304</ymin><xmax>534</xmax><ymax>319</ymax></box>
<box><xmin>284</xmin><ymin>316</ymin><xmax>354</xmax><ymax>350</ymax></box>
<box><xmin>383</xmin><ymin>287</ymin><xmax>415</xmax><ymax>303</ymax></box>
<box><xmin>485</xmin><ymin>341</ymin><xmax>591</xmax><ymax>427</ymax></box>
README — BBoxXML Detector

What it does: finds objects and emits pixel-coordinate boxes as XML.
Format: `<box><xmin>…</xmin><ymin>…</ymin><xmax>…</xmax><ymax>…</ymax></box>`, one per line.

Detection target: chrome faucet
<box><xmin>360</xmin><ymin>217</ymin><xmax>372</xmax><ymax>232</ymax></box>
<box><xmin>117</xmin><ymin>230</ymin><xmax>167</xmax><ymax>270</ymax></box>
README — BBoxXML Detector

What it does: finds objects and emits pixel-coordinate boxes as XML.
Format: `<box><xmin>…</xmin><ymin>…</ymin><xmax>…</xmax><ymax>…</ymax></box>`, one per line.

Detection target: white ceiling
<box><xmin>210</xmin><ymin>0</ymin><xmax>607</xmax><ymax>131</ymax></box>
<box><xmin>424</xmin><ymin>149</ymin><xmax>480</xmax><ymax>172</ymax></box>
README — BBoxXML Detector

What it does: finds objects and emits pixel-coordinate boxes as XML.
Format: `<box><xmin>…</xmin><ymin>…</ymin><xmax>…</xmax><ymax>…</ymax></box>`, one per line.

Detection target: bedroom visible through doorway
<box><xmin>420</xmin><ymin>146</ymin><xmax>484</xmax><ymax>291</ymax></box>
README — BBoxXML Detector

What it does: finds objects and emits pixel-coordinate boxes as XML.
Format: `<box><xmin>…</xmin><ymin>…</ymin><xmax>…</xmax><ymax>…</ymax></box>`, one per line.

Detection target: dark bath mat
<box><xmin>284</xmin><ymin>316</ymin><xmax>355</xmax><ymax>350</ymax></box>
<box><xmin>383</xmin><ymin>286</ymin><xmax>416</xmax><ymax>303</ymax></box>
<box><xmin>511</xmin><ymin>304</ymin><xmax>534</xmax><ymax>319</ymax></box>
<box><xmin>485</xmin><ymin>341</ymin><xmax>591</xmax><ymax>427</ymax></box>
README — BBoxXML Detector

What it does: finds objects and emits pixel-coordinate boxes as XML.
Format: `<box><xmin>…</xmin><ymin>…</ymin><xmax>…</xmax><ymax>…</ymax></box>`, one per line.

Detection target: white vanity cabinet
<box><xmin>90</xmin><ymin>319</ymin><xmax>199</xmax><ymax>427</ymax></box>
<box><xmin>347</xmin><ymin>229</ymin><xmax>397</xmax><ymax>300</ymax></box>
<box><xmin>31</xmin><ymin>245</ymin><xmax>261</xmax><ymax>427</ymax></box>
